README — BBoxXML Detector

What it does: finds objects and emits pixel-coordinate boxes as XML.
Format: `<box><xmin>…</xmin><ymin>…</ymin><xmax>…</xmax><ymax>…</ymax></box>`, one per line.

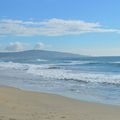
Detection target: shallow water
<box><xmin>0</xmin><ymin>57</ymin><xmax>120</xmax><ymax>105</ymax></box>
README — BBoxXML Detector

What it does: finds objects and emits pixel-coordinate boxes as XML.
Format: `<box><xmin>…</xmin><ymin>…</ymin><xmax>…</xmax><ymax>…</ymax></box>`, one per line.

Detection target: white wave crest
<box><xmin>0</xmin><ymin>62</ymin><xmax>120</xmax><ymax>84</ymax></box>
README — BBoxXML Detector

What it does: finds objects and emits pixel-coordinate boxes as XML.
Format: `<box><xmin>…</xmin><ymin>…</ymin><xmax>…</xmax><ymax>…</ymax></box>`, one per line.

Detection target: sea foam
<box><xmin>0</xmin><ymin>62</ymin><xmax>120</xmax><ymax>85</ymax></box>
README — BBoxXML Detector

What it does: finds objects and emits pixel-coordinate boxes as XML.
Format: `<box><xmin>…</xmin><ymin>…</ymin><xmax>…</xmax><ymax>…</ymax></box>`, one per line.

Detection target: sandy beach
<box><xmin>0</xmin><ymin>86</ymin><xmax>119</xmax><ymax>120</ymax></box>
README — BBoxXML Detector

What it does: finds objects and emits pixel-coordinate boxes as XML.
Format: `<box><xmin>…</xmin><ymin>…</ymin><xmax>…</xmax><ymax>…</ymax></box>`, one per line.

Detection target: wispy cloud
<box><xmin>34</xmin><ymin>42</ymin><xmax>45</xmax><ymax>50</ymax></box>
<box><xmin>5</xmin><ymin>42</ymin><xmax>28</xmax><ymax>52</ymax></box>
<box><xmin>0</xmin><ymin>18</ymin><xmax>120</xmax><ymax>36</ymax></box>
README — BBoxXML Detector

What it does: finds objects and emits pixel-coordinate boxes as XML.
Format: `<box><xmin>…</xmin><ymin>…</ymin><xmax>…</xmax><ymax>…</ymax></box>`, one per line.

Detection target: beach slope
<box><xmin>0</xmin><ymin>86</ymin><xmax>120</xmax><ymax>120</ymax></box>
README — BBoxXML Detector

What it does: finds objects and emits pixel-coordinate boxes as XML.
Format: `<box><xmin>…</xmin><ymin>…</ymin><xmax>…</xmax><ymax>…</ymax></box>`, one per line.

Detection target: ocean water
<box><xmin>0</xmin><ymin>56</ymin><xmax>120</xmax><ymax>105</ymax></box>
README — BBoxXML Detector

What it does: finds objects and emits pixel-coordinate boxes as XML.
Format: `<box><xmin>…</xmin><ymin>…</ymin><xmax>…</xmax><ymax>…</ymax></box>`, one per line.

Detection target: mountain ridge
<box><xmin>0</xmin><ymin>50</ymin><xmax>85</xmax><ymax>60</ymax></box>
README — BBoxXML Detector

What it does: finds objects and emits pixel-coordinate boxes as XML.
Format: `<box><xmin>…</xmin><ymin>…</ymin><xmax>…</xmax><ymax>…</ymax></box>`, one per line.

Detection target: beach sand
<box><xmin>0</xmin><ymin>86</ymin><xmax>120</xmax><ymax>120</ymax></box>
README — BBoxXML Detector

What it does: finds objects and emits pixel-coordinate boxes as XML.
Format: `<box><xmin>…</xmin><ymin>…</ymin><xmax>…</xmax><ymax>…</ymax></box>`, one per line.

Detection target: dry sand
<box><xmin>0</xmin><ymin>86</ymin><xmax>120</xmax><ymax>120</ymax></box>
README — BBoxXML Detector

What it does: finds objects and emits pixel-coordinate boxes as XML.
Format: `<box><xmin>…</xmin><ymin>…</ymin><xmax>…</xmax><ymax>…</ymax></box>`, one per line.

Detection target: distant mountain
<box><xmin>0</xmin><ymin>50</ymin><xmax>85</xmax><ymax>60</ymax></box>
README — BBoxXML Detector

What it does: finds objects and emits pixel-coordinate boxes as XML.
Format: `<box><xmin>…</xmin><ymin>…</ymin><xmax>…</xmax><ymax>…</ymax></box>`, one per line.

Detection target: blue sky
<box><xmin>0</xmin><ymin>0</ymin><xmax>120</xmax><ymax>56</ymax></box>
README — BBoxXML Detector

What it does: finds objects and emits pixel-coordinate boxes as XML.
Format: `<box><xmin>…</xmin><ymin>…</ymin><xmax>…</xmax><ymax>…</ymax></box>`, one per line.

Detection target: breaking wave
<box><xmin>0</xmin><ymin>62</ymin><xmax>120</xmax><ymax>85</ymax></box>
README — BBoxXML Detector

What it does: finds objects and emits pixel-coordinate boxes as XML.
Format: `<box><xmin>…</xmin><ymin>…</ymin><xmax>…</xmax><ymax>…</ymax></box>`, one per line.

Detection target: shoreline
<box><xmin>2</xmin><ymin>85</ymin><xmax>119</xmax><ymax>107</ymax></box>
<box><xmin>0</xmin><ymin>62</ymin><xmax>120</xmax><ymax>106</ymax></box>
<box><xmin>4</xmin><ymin>84</ymin><xmax>120</xmax><ymax>107</ymax></box>
<box><xmin>15</xmin><ymin>86</ymin><xmax>120</xmax><ymax>107</ymax></box>
<box><xmin>0</xmin><ymin>86</ymin><xmax>120</xmax><ymax>120</ymax></box>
